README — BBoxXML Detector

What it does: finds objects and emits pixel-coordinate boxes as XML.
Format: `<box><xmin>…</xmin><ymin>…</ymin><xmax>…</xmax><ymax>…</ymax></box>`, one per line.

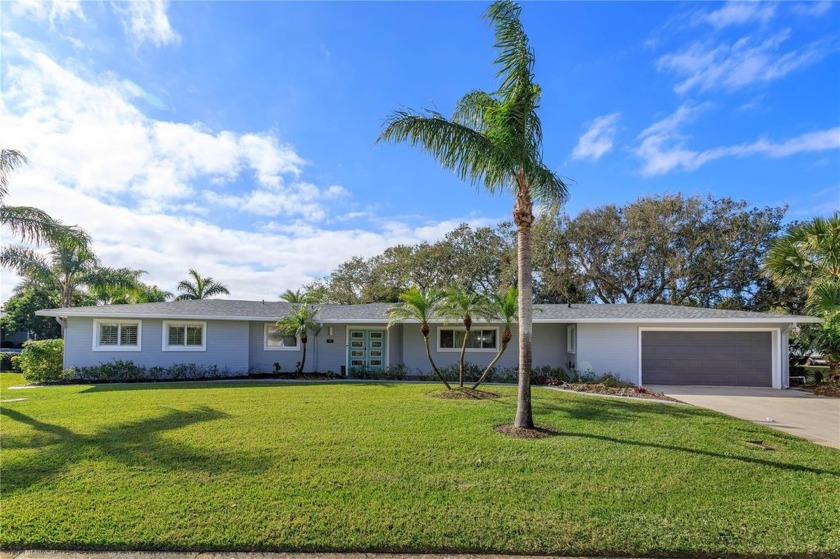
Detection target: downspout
<box><xmin>55</xmin><ymin>316</ymin><xmax>68</xmax><ymax>370</ymax></box>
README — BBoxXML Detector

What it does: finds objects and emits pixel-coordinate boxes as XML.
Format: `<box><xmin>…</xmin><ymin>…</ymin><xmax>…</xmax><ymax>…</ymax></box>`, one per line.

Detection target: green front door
<box><xmin>348</xmin><ymin>329</ymin><xmax>386</xmax><ymax>372</ymax></box>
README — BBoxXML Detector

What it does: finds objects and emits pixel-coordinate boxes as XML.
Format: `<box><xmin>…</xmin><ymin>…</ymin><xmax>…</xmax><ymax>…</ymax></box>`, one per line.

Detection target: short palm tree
<box><xmin>436</xmin><ymin>286</ymin><xmax>494</xmax><ymax>387</ymax></box>
<box><xmin>766</xmin><ymin>215</ymin><xmax>840</xmax><ymax>379</ymax></box>
<box><xmin>766</xmin><ymin>215</ymin><xmax>840</xmax><ymax>315</ymax></box>
<box><xmin>386</xmin><ymin>286</ymin><xmax>451</xmax><ymax>389</ymax></box>
<box><xmin>276</xmin><ymin>305</ymin><xmax>321</xmax><ymax>374</ymax></box>
<box><xmin>472</xmin><ymin>286</ymin><xmax>518</xmax><ymax>389</ymax></box>
<box><xmin>378</xmin><ymin>1</ymin><xmax>568</xmax><ymax>427</ymax></box>
<box><xmin>1</xmin><ymin>149</ymin><xmax>89</xmax><ymax>247</ymax></box>
<box><xmin>0</xmin><ymin>241</ymin><xmax>142</xmax><ymax>309</ymax></box>
<box><xmin>175</xmin><ymin>269</ymin><xmax>231</xmax><ymax>301</ymax></box>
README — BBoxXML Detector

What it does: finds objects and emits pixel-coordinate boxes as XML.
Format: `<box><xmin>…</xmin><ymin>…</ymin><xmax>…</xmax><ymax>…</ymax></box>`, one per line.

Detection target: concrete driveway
<box><xmin>647</xmin><ymin>385</ymin><xmax>840</xmax><ymax>449</ymax></box>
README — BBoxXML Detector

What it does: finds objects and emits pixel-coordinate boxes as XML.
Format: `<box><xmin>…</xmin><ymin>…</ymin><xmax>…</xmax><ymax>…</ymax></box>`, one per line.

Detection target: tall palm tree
<box><xmin>386</xmin><ymin>286</ymin><xmax>451</xmax><ymax>389</ymax></box>
<box><xmin>175</xmin><ymin>269</ymin><xmax>231</xmax><ymax>301</ymax></box>
<box><xmin>276</xmin><ymin>305</ymin><xmax>321</xmax><ymax>374</ymax></box>
<box><xmin>436</xmin><ymin>286</ymin><xmax>493</xmax><ymax>387</ymax></box>
<box><xmin>472</xmin><ymin>286</ymin><xmax>518</xmax><ymax>389</ymax></box>
<box><xmin>1</xmin><ymin>149</ymin><xmax>89</xmax><ymax>247</ymax></box>
<box><xmin>378</xmin><ymin>1</ymin><xmax>568</xmax><ymax>427</ymax></box>
<box><xmin>0</xmin><ymin>241</ymin><xmax>142</xmax><ymax>309</ymax></box>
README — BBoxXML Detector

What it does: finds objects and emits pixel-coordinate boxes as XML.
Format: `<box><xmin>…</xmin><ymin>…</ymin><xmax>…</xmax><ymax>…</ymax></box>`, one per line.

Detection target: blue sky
<box><xmin>1</xmin><ymin>0</ymin><xmax>838</xmax><ymax>301</ymax></box>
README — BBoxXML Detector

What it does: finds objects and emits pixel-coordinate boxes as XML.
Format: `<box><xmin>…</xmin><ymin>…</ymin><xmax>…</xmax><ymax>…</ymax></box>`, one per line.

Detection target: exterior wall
<box><xmin>64</xmin><ymin>317</ymin><xmax>249</xmax><ymax>373</ymax></box>
<box><xmin>315</xmin><ymin>323</ymin><xmax>347</xmax><ymax>373</ymax></box>
<box><xmin>389</xmin><ymin>324</ymin><xmax>403</xmax><ymax>367</ymax></box>
<box><xmin>576</xmin><ymin>322</ymin><xmax>788</xmax><ymax>387</ymax></box>
<box><xmin>399</xmin><ymin>323</ymin><xmax>569</xmax><ymax>375</ymax></box>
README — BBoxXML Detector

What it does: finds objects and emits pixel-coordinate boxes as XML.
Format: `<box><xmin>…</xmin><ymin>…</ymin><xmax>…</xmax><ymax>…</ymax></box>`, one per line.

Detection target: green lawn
<box><xmin>2</xmin><ymin>373</ymin><xmax>838</xmax><ymax>557</ymax></box>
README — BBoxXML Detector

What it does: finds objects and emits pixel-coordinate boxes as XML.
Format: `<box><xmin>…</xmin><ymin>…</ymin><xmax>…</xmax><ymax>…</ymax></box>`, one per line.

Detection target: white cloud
<box><xmin>792</xmin><ymin>1</ymin><xmax>833</xmax><ymax>17</ymax></box>
<box><xmin>636</xmin><ymin>104</ymin><xmax>840</xmax><ymax>176</ymax></box>
<box><xmin>0</xmin><ymin>39</ymin><xmax>325</xmax><ymax>217</ymax></box>
<box><xmin>0</xmin><ymin>36</ymin><xmax>500</xmax><ymax>303</ymax></box>
<box><xmin>657</xmin><ymin>31</ymin><xmax>834</xmax><ymax>94</ymax></box>
<box><xmin>10</xmin><ymin>0</ymin><xmax>84</xmax><ymax>24</ymax></box>
<box><xmin>702</xmin><ymin>1</ymin><xmax>776</xmax><ymax>29</ymax></box>
<box><xmin>112</xmin><ymin>0</ymin><xmax>180</xmax><ymax>48</ymax></box>
<box><xmin>571</xmin><ymin>113</ymin><xmax>621</xmax><ymax>162</ymax></box>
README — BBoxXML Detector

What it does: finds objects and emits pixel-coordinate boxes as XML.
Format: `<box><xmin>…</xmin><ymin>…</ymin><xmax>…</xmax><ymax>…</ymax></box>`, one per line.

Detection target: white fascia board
<box><xmin>37</xmin><ymin>310</ymin><xmax>821</xmax><ymax>324</ymax></box>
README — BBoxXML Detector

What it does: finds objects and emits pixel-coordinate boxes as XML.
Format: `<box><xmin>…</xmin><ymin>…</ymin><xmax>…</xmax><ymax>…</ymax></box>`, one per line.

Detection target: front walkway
<box><xmin>648</xmin><ymin>385</ymin><xmax>840</xmax><ymax>449</ymax></box>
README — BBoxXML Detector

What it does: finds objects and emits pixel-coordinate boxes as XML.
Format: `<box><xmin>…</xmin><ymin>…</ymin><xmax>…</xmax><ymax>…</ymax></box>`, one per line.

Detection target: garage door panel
<box><xmin>642</xmin><ymin>331</ymin><xmax>772</xmax><ymax>387</ymax></box>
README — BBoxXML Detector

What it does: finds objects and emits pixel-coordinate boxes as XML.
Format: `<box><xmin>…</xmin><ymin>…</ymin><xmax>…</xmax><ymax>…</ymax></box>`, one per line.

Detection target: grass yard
<box><xmin>1</xmin><ymin>373</ymin><xmax>839</xmax><ymax>557</ymax></box>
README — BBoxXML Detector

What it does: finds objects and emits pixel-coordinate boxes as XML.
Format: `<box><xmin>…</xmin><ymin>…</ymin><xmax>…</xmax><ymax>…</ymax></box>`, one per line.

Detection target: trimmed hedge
<box><xmin>61</xmin><ymin>360</ymin><xmax>241</xmax><ymax>383</ymax></box>
<box><xmin>16</xmin><ymin>339</ymin><xmax>64</xmax><ymax>383</ymax></box>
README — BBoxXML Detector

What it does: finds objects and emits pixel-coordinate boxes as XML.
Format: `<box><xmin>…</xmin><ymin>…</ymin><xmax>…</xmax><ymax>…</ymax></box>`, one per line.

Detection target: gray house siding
<box><xmin>64</xmin><ymin>317</ymin><xmax>249</xmax><ymax>373</ymax></box>
<box><xmin>400</xmin><ymin>323</ymin><xmax>569</xmax><ymax>375</ymax></box>
<box><xmin>315</xmin><ymin>324</ymin><xmax>347</xmax><ymax>373</ymax></box>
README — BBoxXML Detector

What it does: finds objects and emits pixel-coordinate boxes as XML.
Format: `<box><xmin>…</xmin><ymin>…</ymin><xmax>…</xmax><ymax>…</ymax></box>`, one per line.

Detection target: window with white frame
<box><xmin>264</xmin><ymin>324</ymin><xmax>299</xmax><ymax>350</ymax></box>
<box><xmin>93</xmin><ymin>320</ymin><xmax>141</xmax><ymax>351</ymax></box>
<box><xmin>438</xmin><ymin>328</ymin><xmax>498</xmax><ymax>351</ymax></box>
<box><xmin>567</xmin><ymin>324</ymin><xmax>577</xmax><ymax>354</ymax></box>
<box><xmin>162</xmin><ymin>321</ymin><xmax>206</xmax><ymax>351</ymax></box>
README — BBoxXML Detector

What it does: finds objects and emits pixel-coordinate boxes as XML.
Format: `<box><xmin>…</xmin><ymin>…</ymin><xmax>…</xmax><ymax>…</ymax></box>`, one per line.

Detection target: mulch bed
<box><xmin>495</xmin><ymin>424</ymin><xmax>561</xmax><ymax>439</ymax></box>
<box><xmin>557</xmin><ymin>383</ymin><xmax>679</xmax><ymax>402</ymax></box>
<box><xmin>796</xmin><ymin>384</ymin><xmax>840</xmax><ymax>398</ymax></box>
<box><xmin>429</xmin><ymin>387</ymin><xmax>501</xmax><ymax>399</ymax></box>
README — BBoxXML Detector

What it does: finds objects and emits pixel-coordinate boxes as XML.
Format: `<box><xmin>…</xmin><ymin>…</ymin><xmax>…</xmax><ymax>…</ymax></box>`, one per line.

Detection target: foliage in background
<box><xmin>0</xmin><ymin>239</ymin><xmax>146</xmax><ymax>309</ymax></box>
<box><xmin>0</xmin><ymin>288</ymin><xmax>62</xmax><ymax>340</ymax></box>
<box><xmin>175</xmin><ymin>268</ymin><xmax>231</xmax><ymax>300</ymax></box>
<box><xmin>766</xmin><ymin>214</ymin><xmax>840</xmax><ymax>380</ymax></box>
<box><xmin>14</xmin><ymin>338</ymin><xmax>63</xmax><ymax>384</ymax></box>
<box><xmin>308</xmin><ymin>195</ymin><xmax>787</xmax><ymax>312</ymax></box>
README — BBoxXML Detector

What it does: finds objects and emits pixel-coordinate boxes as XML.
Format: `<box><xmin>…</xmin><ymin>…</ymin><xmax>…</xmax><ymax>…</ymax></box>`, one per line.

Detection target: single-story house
<box><xmin>37</xmin><ymin>300</ymin><xmax>819</xmax><ymax>388</ymax></box>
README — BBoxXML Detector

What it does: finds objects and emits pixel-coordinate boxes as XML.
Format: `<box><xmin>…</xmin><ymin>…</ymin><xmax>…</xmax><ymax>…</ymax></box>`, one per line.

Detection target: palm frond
<box><xmin>453</xmin><ymin>90</ymin><xmax>500</xmax><ymax>131</ymax></box>
<box><xmin>524</xmin><ymin>159</ymin><xmax>570</xmax><ymax>206</ymax></box>
<box><xmin>0</xmin><ymin>149</ymin><xmax>28</xmax><ymax>200</ymax></box>
<box><xmin>483</xmin><ymin>0</ymin><xmax>535</xmax><ymax>99</ymax></box>
<box><xmin>378</xmin><ymin>110</ymin><xmax>513</xmax><ymax>193</ymax></box>
<box><xmin>0</xmin><ymin>245</ymin><xmax>52</xmax><ymax>284</ymax></box>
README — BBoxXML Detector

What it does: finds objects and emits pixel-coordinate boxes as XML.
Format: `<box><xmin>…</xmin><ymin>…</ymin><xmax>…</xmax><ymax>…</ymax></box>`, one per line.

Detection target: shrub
<box><xmin>593</xmin><ymin>372</ymin><xmax>634</xmax><ymax>388</ymax></box>
<box><xmin>60</xmin><ymin>360</ymin><xmax>240</xmax><ymax>383</ymax></box>
<box><xmin>17</xmin><ymin>339</ymin><xmax>64</xmax><ymax>384</ymax></box>
<box><xmin>349</xmin><ymin>364</ymin><xmax>409</xmax><ymax>380</ymax></box>
<box><xmin>0</xmin><ymin>351</ymin><xmax>20</xmax><ymax>372</ymax></box>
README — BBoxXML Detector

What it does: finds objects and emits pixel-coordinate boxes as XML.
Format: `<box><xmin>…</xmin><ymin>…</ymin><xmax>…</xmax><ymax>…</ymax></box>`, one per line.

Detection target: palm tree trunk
<box><xmin>472</xmin><ymin>342</ymin><xmax>508</xmax><ymax>390</ymax></box>
<box><xmin>299</xmin><ymin>341</ymin><xmax>307</xmax><ymax>374</ymax></box>
<box><xmin>423</xmin><ymin>333</ymin><xmax>452</xmax><ymax>390</ymax></box>
<box><xmin>514</xmin><ymin>177</ymin><xmax>534</xmax><ymax>428</ymax></box>
<box><xmin>458</xmin><ymin>327</ymin><xmax>469</xmax><ymax>388</ymax></box>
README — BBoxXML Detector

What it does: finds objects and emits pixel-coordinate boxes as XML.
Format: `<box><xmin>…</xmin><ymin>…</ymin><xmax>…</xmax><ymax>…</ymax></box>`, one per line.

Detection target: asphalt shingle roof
<box><xmin>36</xmin><ymin>299</ymin><xmax>818</xmax><ymax>323</ymax></box>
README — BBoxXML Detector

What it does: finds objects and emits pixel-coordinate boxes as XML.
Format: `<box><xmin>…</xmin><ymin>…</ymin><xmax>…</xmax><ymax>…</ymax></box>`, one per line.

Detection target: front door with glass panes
<box><xmin>347</xmin><ymin>329</ymin><xmax>385</xmax><ymax>372</ymax></box>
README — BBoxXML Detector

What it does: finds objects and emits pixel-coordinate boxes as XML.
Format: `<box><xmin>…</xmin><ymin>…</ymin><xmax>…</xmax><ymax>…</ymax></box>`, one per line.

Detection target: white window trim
<box><xmin>567</xmin><ymin>324</ymin><xmax>577</xmax><ymax>354</ymax></box>
<box><xmin>92</xmin><ymin>319</ymin><xmax>142</xmax><ymax>352</ymax></box>
<box><xmin>264</xmin><ymin>323</ymin><xmax>300</xmax><ymax>351</ymax></box>
<box><xmin>637</xmin><ymin>327</ymin><xmax>782</xmax><ymax>389</ymax></box>
<box><xmin>436</xmin><ymin>326</ymin><xmax>499</xmax><ymax>353</ymax></box>
<box><xmin>162</xmin><ymin>320</ymin><xmax>207</xmax><ymax>352</ymax></box>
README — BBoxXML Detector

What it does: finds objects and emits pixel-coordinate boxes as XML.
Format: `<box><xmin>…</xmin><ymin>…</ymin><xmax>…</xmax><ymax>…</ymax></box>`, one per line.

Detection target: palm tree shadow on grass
<box><xmin>1</xmin><ymin>406</ymin><xmax>272</xmax><ymax>495</ymax></box>
<box><xmin>488</xmin><ymin>396</ymin><xmax>840</xmax><ymax>477</ymax></box>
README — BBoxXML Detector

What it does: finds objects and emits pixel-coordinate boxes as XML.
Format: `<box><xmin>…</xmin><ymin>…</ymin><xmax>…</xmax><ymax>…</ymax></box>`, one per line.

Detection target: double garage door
<box><xmin>641</xmin><ymin>330</ymin><xmax>773</xmax><ymax>387</ymax></box>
